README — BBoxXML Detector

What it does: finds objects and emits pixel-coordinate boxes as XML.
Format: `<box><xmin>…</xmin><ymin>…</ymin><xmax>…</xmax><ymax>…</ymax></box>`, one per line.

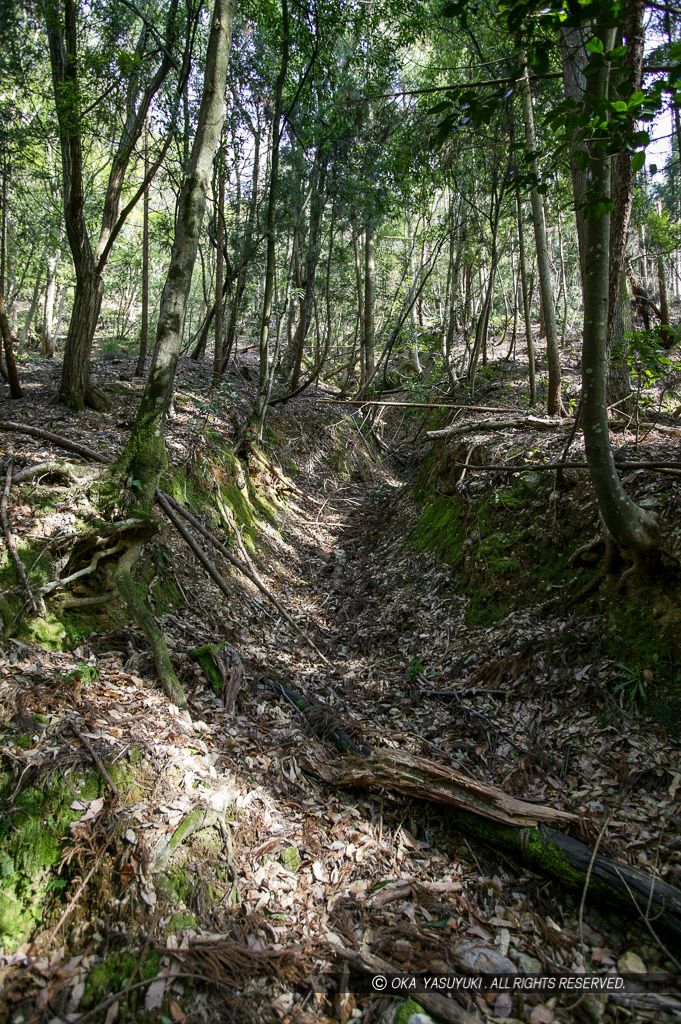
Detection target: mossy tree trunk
<box><xmin>116</xmin><ymin>0</ymin><xmax>235</xmax><ymax>507</ymax></box>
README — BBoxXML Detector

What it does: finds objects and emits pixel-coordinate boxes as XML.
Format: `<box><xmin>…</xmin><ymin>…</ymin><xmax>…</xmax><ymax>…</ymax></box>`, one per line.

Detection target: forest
<box><xmin>1</xmin><ymin>0</ymin><xmax>681</xmax><ymax>1021</ymax></box>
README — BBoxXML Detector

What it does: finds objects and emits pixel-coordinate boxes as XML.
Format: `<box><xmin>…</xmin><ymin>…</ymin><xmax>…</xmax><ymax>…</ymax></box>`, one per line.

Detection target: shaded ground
<box><xmin>1</xmin><ymin>346</ymin><xmax>681</xmax><ymax>1024</ymax></box>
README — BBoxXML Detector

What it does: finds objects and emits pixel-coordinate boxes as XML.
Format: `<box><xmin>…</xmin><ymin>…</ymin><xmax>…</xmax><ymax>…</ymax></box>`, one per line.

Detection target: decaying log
<box><xmin>427</xmin><ymin>416</ymin><xmax>568</xmax><ymax>440</ymax></box>
<box><xmin>307</xmin><ymin>749</ymin><xmax>681</xmax><ymax>945</ymax></box>
<box><xmin>306</xmin><ymin>748</ymin><xmax>575</xmax><ymax>827</ymax></box>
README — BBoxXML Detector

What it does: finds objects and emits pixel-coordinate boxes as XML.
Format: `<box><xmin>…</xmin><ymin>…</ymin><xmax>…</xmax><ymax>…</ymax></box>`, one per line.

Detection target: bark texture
<box><xmin>117</xmin><ymin>0</ymin><xmax>234</xmax><ymax>505</ymax></box>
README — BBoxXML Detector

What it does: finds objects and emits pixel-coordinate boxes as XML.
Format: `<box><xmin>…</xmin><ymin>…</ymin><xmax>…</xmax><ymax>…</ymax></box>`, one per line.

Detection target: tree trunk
<box><xmin>658</xmin><ymin>253</ymin><xmax>673</xmax><ymax>348</ymax></box>
<box><xmin>516</xmin><ymin>193</ymin><xmax>536</xmax><ymax>403</ymax></box>
<box><xmin>212</xmin><ymin>139</ymin><xmax>226</xmax><ymax>385</ymax></box>
<box><xmin>581</xmin><ymin>19</ymin><xmax>658</xmax><ymax>554</ymax></box>
<box><xmin>363</xmin><ymin>221</ymin><xmax>376</xmax><ymax>386</ymax></box>
<box><xmin>0</xmin><ymin>288</ymin><xmax>23</xmax><ymax>398</ymax></box>
<box><xmin>518</xmin><ymin>62</ymin><xmax>562</xmax><ymax>415</ymax></box>
<box><xmin>352</xmin><ymin>231</ymin><xmax>365</xmax><ymax>385</ymax></box>
<box><xmin>406</xmin><ymin>211</ymin><xmax>421</xmax><ymax>374</ymax></box>
<box><xmin>135</xmin><ymin>121</ymin><xmax>150</xmax><ymax>376</ymax></box>
<box><xmin>252</xmin><ymin>0</ymin><xmax>289</xmax><ymax>431</ymax></box>
<box><xmin>46</xmin><ymin>0</ymin><xmax>178</xmax><ymax>410</ymax></box>
<box><xmin>607</xmin><ymin>1</ymin><xmax>645</xmax><ymax>351</ymax></box>
<box><xmin>116</xmin><ymin>0</ymin><xmax>234</xmax><ymax>506</ymax></box>
<box><xmin>20</xmin><ymin>264</ymin><xmax>44</xmax><ymax>347</ymax></box>
<box><xmin>223</xmin><ymin>121</ymin><xmax>261</xmax><ymax>369</ymax></box>
<box><xmin>290</xmin><ymin>153</ymin><xmax>328</xmax><ymax>391</ymax></box>
<box><xmin>42</xmin><ymin>251</ymin><xmax>60</xmax><ymax>358</ymax></box>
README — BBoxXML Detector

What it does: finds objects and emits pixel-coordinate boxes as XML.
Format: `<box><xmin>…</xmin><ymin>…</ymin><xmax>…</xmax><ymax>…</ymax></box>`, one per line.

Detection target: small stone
<box><xmin>617</xmin><ymin>951</ymin><xmax>646</xmax><ymax>974</ymax></box>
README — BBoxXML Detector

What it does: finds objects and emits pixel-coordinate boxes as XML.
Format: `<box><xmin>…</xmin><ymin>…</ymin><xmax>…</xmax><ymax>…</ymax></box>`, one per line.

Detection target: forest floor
<box><xmin>1</xmin><ymin>340</ymin><xmax>681</xmax><ymax>1024</ymax></box>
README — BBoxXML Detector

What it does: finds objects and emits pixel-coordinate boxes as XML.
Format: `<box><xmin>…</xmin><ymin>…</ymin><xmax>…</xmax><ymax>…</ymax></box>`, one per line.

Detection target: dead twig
<box><xmin>614</xmin><ymin>866</ymin><xmax>681</xmax><ymax>973</ymax></box>
<box><xmin>69</xmin><ymin>719</ymin><xmax>120</xmax><ymax>799</ymax></box>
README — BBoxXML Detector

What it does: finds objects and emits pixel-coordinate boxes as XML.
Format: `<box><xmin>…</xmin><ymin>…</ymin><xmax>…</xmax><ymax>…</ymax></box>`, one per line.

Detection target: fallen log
<box><xmin>306</xmin><ymin>749</ymin><xmax>681</xmax><ymax>945</ymax></box>
<box><xmin>306</xmin><ymin>748</ymin><xmax>575</xmax><ymax>828</ymax></box>
<box><xmin>427</xmin><ymin>416</ymin><xmax>568</xmax><ymax>439</ymax></box>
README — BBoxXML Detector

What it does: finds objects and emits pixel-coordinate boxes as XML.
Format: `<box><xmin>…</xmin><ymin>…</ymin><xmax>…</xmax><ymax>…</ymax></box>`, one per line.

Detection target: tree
<box><xmin>44</xmin><ymin>0</ymin><xmax>181</xmax><ymax>410</ymax></box>
<box><xmin>116</xmin><ymin>0</ymin><xmax>234</xmax><ymax>504</ymax></box>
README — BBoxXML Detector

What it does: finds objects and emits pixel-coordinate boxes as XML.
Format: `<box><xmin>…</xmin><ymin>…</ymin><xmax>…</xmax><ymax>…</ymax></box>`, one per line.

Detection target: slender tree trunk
<box><xmin>607</xmin><ymin>1</ymin><xmax>645</xmax><ymax>351</ymax></box>
<box><xmin>516</xmin><ymin>192</ymin><xmax>536</xmax><ymax>404</ymax></box>
<box><xmin>20</xmin><ymin>264</ymin><xmax>44</xmax><ymax>347</ymax></box>
<box><xmin>46</xmin><ymin>0</ymin><xmax>179</xmax><ymax>410</ymax></box>
<box><xmin>518</xmin><ymin>62</ymin><xmax>562</xmax><ymax>415</ymax></box>
<box><xmin>353</xmin><ymin>231</ymin><xmax>365</xmax><ymax>385</ymax></box>
<box><xmin>223</xmin><ymin>122</ymin><xmax>261</xmax><ymax>369</ymax></box>
<box><xmin>212</xmin><ymin>139</ymin><xmax>225</xmax><ymax>384</ymax></box>
<box><xmin>363</xmin><ymin>221</ymin><xmax>376</xmax><ymax>386</ymax></box>
<box><xmin>135</xmin><ymin>120</ymin><xmax>150</xmax><ymax>376</ymax></box>
<box><xmin>0</xmin><ymin>287</ymin><xmax>23</xmax><ymax>398</ymax></box>
<box><xmin>116</xmin><ymin>0</ymin><xmax>234</xmax><ymax>506</ymax></box>
<box><xmin>290</xmin><ymin>154</ymin><xmax>328</xmax><ymax>391</ymax></box>
<box><xmin>406</xmin><ymin>211</ymin><xmax>421</xmax><ymax>374</ymax></box>
<box><xmin>658</xmin><ymin>254</ymin><xmax>672</xmax><ymax>347</ymax></box>
<box><xmin>42</xmin><ymin>251</ymin><xmax>60</xmax><ymax>357</ymax></box>
<box><xmin>252</xmin><ymin>0</ymin><xmax>289</xmax><ymax>431</ymax></box>
<box><xmin>557</xmin><ymin>211</ymin><xmax>569</xmax><ymax>348</ymax></box>
<box><xmin>52</xmin><ymin>281</ymin><xmax>68</xmax><ymax>351</ymax></box>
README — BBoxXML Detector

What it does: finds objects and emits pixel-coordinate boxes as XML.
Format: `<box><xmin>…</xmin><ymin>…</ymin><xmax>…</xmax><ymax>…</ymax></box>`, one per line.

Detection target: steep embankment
<box><xmin>1</xmin><ymin>356</ymin><xmax>681</xmax><ymax>1024</ymax></box>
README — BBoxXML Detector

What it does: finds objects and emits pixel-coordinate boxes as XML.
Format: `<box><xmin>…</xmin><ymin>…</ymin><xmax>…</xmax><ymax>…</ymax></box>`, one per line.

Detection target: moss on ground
<box><xmin>0</xmin><ymin>769</ymin><xmax>88</xmax><ymax>950</ymax></box>
<box><xmin>411</xmin><ymin>474</ymin><xmax>575</xmax><ymax>627</ymax></box>
<box><xmin>599</xmin><ymin>585</ymin><xmax>681</xmax><ymax>734</ymax></box>
<box><xmin>81</xmin><ymin>949</ymin><xmax>163</xmax><ymax>1016</ymax></box>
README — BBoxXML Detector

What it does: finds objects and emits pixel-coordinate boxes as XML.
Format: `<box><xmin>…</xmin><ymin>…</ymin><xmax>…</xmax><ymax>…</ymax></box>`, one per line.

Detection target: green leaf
<box><xmin>585</xmin><ymin>36</ymin><xmax>604</xmax><ymax>54</ymax></box>
<box><xmin>628</xmin><ymin>91</ymin><xmax>645</xmax><ymax>106</ymax></box>
<box><xmin>631</xmin><ymin>151</ymin><xmax>645</xmax><ymax>172</ymax></box>
<box><xmin>441</xmin><ymin>1</ymin><xmax>459</xmax><ymax>16</ymax></box>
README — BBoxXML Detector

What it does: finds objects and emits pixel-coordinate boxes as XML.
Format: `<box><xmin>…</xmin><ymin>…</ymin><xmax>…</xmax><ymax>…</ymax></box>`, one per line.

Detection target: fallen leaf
<box><xmin>144</xmin><ymin>974</ymin><xmax>167</xmax><ymax>1011</ymax></box>
<box><xmin>530</xmin><ymin>1007</ymin><xmax>555</xmax><ymax>1024</ymax></box>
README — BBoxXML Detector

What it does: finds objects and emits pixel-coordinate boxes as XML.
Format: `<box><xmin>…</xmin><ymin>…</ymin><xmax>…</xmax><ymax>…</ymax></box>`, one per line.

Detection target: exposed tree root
<box><xmin>114</xmin><ymin>540</ymin><xmax>187</xmax><ymax>710</ymax></box>
<box><xmin>11</xmin><ymin>461</ymin><xmax>102</xmax><ymax>485</ymax></box>
<box><xmin>0</xmin><ymin>420</ymin><xmax>108</xmax><ymax>463</ymax></box>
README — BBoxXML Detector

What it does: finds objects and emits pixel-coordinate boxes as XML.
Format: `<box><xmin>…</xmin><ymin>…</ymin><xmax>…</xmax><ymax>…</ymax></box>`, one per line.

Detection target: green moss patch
<box><xmin>412</xmin><ymin>468</ymin><xmax>578</xmax><ymax>627</ymax></box>
<box><xmin>0</xmin><ymin>771</ymin><xmax>87</xmax><ymax>950</ymax></box>
<box><xmin>81</xmin><ymin>949</ymin><xmax>163</xmax><ymax>1016</ymax></box>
